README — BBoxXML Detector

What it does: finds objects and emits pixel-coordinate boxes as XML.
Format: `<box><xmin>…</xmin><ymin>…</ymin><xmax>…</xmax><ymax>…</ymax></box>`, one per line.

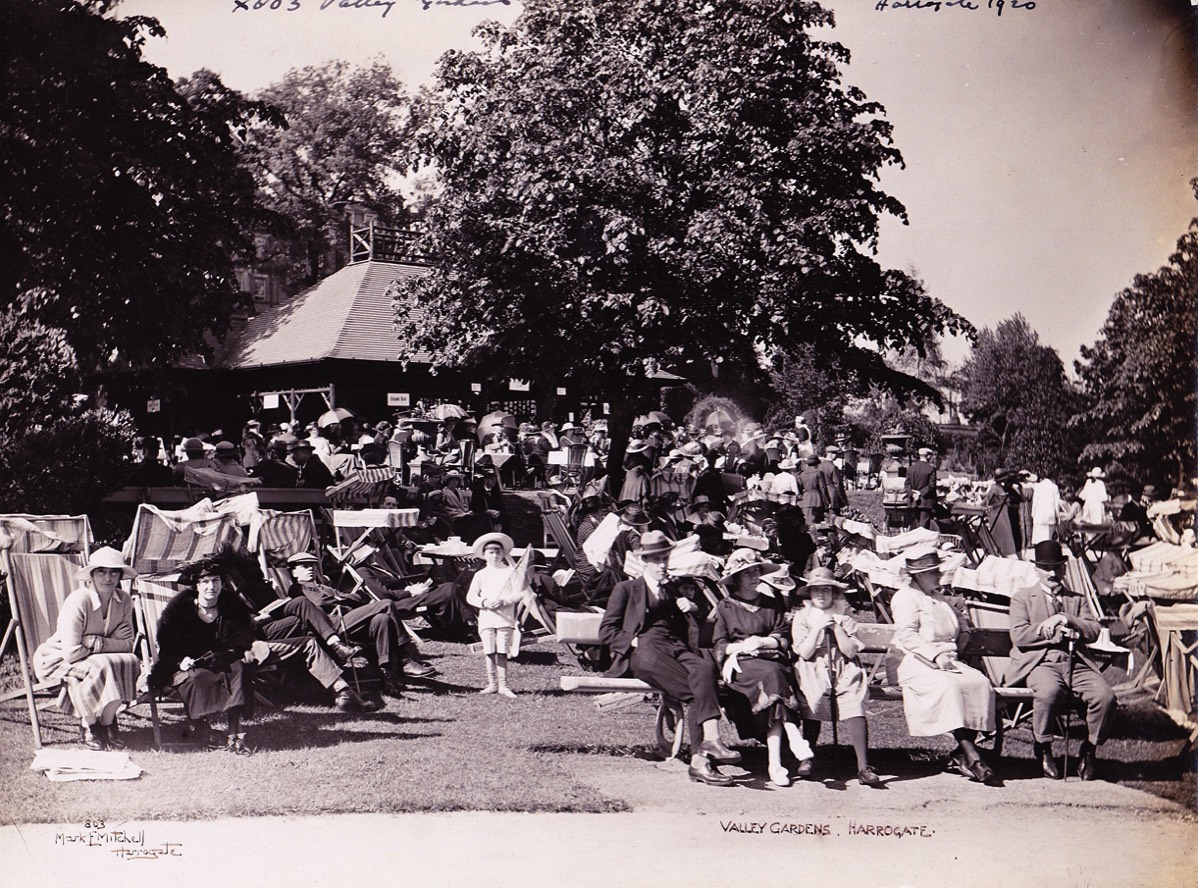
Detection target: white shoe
<box><xmin>497</xmin><ymin>686</ymin><xmax>517</xmax><ymax>699</ymax></box>
<box><xmin>769</xmin><ymin>765</ymin><xmax>791</xmax><ymax>787</ymax></box>
<box><xmin>479</xmin><ymin>684</ymin><xmax>497</xmax><ymax>695</ymax></box>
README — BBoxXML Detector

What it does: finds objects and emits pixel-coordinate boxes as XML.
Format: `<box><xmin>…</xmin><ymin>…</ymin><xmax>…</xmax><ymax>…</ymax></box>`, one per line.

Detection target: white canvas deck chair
<box><xmin>0</xmin><ymin>514</ymin><xmax>94</xmax><ymax>747</ymax></box>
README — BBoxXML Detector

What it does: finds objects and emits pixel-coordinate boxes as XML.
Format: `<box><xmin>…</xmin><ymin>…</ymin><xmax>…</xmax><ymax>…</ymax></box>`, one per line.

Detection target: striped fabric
<box><xmin>252</xmin><ymin>510</ymin><xmax>319</xmax><ymax>594</ymax></box>
<box><xmin>7</xmin><ymin>553</ymin><xmax>82</xmax><ymax>653</ymax></box>
<box><xmin>331</xmin><ymin>507</ymin><xmax>420</xmax><ymax>529</ymax></box>
<box><xmin>0</xmin><ymin>514</ymin><xmax>92</xmax><ymax>555</ymax></box>
<box><xmin>325</xmin><ymin>467</ymin><xmax>395</xmax><ymax>503</ymax></box>
<box><xmin>133</xmin><ymin>577</ymin><xmax>185</xmax><ymax>661</ymax></box>
<box><xmin>42</xmin><ymin>652</ymin><xmax>140</xmax><ymax>721</ymax></box>
<box><xmin>124</xmin><ymin>503</ymin><xmax>243</xmax><ymax>576</ymax></box>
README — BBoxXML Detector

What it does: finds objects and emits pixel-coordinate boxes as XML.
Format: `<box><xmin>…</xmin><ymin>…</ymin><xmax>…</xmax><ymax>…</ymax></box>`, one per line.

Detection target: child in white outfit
<box><xmin>466</xmin><ymin>533</ymin><xmax>529</xmax><ymax>698</ymax></box>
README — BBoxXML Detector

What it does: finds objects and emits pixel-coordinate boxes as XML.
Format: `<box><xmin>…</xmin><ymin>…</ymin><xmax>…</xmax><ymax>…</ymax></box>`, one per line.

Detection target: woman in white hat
<box><xmin>32</xmin><ymin>547</ymin><xmax>141</xmax><ymax>750</ymax></box>
<box><xmin>1078</xmin><ymin>467</ymin><xmax>1109</xmax><ymax>526</ymax></box>
<box><xmin>790</xmin><ymin>567</ymin><xmax>882</xmax><ymax>787</ymax></box>
<box><xmin>892</xmin><ymin>544</ymin><xmax>998</xmax><ymax>785</ymax></box>
<box><xmin>715</xmin><ymin>550</ymin><xmax>814</xmax><ymax>786</ymax></box>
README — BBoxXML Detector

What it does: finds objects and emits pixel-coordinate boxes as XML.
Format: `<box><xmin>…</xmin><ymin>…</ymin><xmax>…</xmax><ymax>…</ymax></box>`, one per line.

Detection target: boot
<box><xmin>1035</xmin><ymin>742</ymin><xmax>1060</xmax><ymax>780</ymax></box>
<box><xmin>81</xmin><ymin>723</ymin><xmax>106</xmax><ymax>751</ymax></box>
<box><xmin>104</xmin><ymin>719</ymin><xmax>128</xmax><ymax>751</ymax></box>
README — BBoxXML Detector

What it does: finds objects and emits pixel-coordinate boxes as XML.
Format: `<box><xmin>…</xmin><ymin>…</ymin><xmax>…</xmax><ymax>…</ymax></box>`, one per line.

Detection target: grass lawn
<box><xmin>2</xmin><ymin>628</ymin><xmax>1194</xmax><ymax>823</ymax></box>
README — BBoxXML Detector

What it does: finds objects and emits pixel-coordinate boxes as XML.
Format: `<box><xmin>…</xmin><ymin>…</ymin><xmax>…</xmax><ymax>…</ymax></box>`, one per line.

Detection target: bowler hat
<box><xmin>1032</xmin><ymin>540</ymin><xmax>1068</xmax><ymax>568</ymax></box>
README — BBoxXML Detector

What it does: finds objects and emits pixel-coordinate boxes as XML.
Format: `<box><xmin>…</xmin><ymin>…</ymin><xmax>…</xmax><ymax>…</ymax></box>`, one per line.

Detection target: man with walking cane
<box><xmin>1006</xmin><ymin>541</ymin><xmax>1116</xmax><ymax>780</ymax></box>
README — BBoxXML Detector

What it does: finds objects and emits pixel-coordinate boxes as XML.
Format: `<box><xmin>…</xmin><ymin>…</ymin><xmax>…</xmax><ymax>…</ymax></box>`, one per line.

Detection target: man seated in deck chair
<box><xmin>285</xmin><ymin>553</ymin><xmax>438</xmax><ymax>680</ymax></box>
<box><xmin>1007</xmin><ymin>540</ymin><xmax>1149</xmax><ymax>781</ymax></box>
<box><xmin>346</xmin><ymin>548</ymin><xmax>477</xmax><ymax>642</ymax></box>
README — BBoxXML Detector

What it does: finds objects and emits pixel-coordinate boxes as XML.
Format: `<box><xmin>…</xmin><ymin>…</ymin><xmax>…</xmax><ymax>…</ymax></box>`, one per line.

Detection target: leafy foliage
<box><xmin>956</xmin><ymin>315</ymin><xmax>1081</xmax><ymax>479</ymax></box>
<box><xmin>0</xmin><ymin>1</ymin><xmax>276</xmax><ymax>371</ymax></box>
<box><xmin>765</xmin><ymin>343</ymin><xmax>865</xmax><ymax>450</ymax></box>
<box><xmin>397</xmin><ymin>0</ymin><xmax>971</xmax><ymax>398</ymax></box>
<box><xmin>0</xmin><ymin>309</ymin><xmax>79</xmax><ymax>434</ymax></box>
<box><xmin>240</xmin><ymin>61</ymin><xmax>416</xmax><ymax>289</ymax></box>
<box><xmin>1072</xmin><ymin>182</ymin><xmax>1198</xmax><ymax>488</ymax></box>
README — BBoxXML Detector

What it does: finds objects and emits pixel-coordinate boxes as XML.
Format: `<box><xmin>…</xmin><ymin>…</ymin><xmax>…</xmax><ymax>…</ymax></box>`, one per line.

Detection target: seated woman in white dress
<box><xmin>33</xmin><ymin>547</ymin><xmax>141</xmax><ymax>750</ymax></box>
<box><xmin>891</xmin><ymin>544</ymin><xmax>999</xmax><ymax>785</ymax></box>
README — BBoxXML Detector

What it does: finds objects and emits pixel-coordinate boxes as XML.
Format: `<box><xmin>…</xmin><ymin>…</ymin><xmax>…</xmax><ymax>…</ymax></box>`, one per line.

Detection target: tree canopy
<box><xmin>398</xmin><ymin>0</ymin><xmax>971</xmax><ymax>414</ymax></box>
<box><xmin>1072</xmin><ymin>181</ymin><xmax>1198</xmax><ymax>488</ymax></box>
<box><xmin>956</xmin><ymin>315</ymin><xmax>1081</xmax><ymax>479</ymax></box>
<box><xmin>240</xmin><ymin>60</ymin><xmax>416</xmax><ymax>290</ymax></box>
<box><xmin>1</xmin><ymin>0</ymin><xmax>277</xmax><ymax>372</ymax></box>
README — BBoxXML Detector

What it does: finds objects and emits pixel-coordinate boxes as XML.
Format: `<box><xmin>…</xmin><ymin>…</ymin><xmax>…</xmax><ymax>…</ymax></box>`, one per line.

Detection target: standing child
<box><xmin>790</xmin><ymin>567</ymin><xmax>883</xmax><ymax>787</ymax></box>
<box><xmin>466</xmin><ymin>533</ymin><xmax>529</xmax><ymax>698</ymax></box>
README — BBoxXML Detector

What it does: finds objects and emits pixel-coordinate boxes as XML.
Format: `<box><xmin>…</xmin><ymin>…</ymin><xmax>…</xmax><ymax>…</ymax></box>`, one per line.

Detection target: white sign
<box><xmin>602</xmin><ymin>403</ymin><xmax>611</xmax><ymax>416</ymax></box>
<box><xmin>509</xmin><ymin>379</ymin><xmax>530</xmax><ymax>392</ymax></box>
<box><xmin>470</xmin><ymin>383</ymin><xmax>482</xmax><ymax>393</ymax></box>
<box><xmin>146</xmin><ymin>398</ymin><xmax>160</xmax><ymax>414</ymax></box>
<box><xmin>261</xmin><ymin>393</ymin><xmax>280</xmax><ymax>409</ymax></box>
<box><xmin>556</xmin><ymin>387</ymin><xmax>567</xmax><ymax>396</ymax></box>
<box><xmin>388</xmin><ymin>392</ymin><xmax>411</xmax><ymax>407</ymax></box>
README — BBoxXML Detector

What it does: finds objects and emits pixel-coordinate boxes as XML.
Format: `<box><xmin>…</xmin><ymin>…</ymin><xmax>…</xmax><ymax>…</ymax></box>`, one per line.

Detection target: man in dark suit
<box><xmin>796</xmin><ymin>455</ymin><xmax>828</xmax><ymax>527</ymax></box>
<box><xmin>1007</xmin><ymin>541</ymin><xmax>1115</xmax><ymax>780</ymax></box>
<box><xmin>817</xmin><ymin>445</ymin><xmax>848</xmax><ymax>516</ymax></box>
<box><xmin>250</xmin><ymin>438</ymin><xmax>299</xmax><ymax>487</ymax></box>
<box><xmin>906</xmin><ymin>446</ymin><xmax>938</xmax><ymax>529</ymax></box>
<box><xmin>599</xmin><ymin>532</ymin><xmax>741</xmax><ymax>786</ymax></box>
<box><xmin>290</xmin><ymin>439</ymin><xmax>334</xmax><ymax>489</ymax></box>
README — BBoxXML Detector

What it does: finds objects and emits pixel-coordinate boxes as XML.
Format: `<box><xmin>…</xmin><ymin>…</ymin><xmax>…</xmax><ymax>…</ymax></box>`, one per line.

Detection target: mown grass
<box><xmin>2</xmin><ymin>631</ymin><xmax>1194</xmax><ymax>824</ymax></box>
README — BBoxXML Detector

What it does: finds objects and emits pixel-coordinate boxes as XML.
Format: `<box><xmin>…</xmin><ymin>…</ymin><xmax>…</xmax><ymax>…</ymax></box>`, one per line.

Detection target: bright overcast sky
<box><xmin>122</xmin><ymin>0</ymin><xmax>1197</xmax><ymax>369</ymax></box>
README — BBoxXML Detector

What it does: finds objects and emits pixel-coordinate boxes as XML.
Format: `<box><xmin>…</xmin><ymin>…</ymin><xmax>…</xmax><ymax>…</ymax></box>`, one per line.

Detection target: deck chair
<box><xmin>541</xmin><ymin>506</ymin><xmax>581</xmax><ymax>573</ymax></box>
<box><xmin>251</xmin><ymin>509</ymin><xmax>322</xmax><ymax>598</ymax></box>
<box><xmin>124</xmin><ymin>501</ymin><xmax>244</xmax><ymax>576</ymax></box>
<box><xmin>0</xmin><ymin>514</ymin><xmax>94</xmax><ymax>747</ymax></box>
<box><xmin>131</xmin><ymin>575</ymin><xmax>185</xmax><ymax>750</ymax></box>
<box><xmin>325</xmin><ymin>466</ymin><xmax>394</xmax><ymax>508</ymax></box>
<box><xmin>1150</xmin><ymin>603</ymin><xmax>1198</xmax><ymax>737</ymax></box>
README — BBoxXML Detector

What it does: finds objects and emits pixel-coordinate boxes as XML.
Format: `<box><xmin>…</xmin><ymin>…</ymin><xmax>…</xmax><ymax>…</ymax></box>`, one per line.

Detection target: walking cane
<box><xmin>826</xmin><ymin>624</ymin><xmax>841</xmax><ymax>781</ymax></box>
<box><xmin>1062</xmin><ymin>631</ymin><xmax>1077</xmax><ymax>782</ymax></box>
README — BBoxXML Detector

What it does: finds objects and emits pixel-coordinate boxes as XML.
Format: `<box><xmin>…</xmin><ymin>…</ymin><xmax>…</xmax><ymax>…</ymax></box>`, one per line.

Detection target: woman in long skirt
<box><xmin>892</xmin><ymin>544</ymin><xmax>999</xmax><ymax>785</ymax></box>
<box><xmin>33</xmin><ymin>547</ymin><xmax>141</xmax><ymax>750</ymax></box>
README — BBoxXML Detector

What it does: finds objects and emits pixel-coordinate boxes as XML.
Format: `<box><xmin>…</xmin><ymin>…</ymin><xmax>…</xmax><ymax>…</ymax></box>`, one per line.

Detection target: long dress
<box><xmin>33</xmin><ymin>585</ymin><xmax>140</xmax><ymax>721</ymax></box>
<box><xmin>790</xmin><ymin>602</ymin><xmax>868</xmax><ymax>721</ymax></box>
<box><xmin>1079</xmin><ymin>479</ymin><xmax>1108</xmax><ymax>525</ymax></box>
<box><xmin>891</xmin><ymin>585</ymin><xmax>995</xmax><ymax>736</ymax></box>
<box><xmin>713</xmin><ymin>598</ymin><xmax>801</xmax><ymax>717</ymax></box>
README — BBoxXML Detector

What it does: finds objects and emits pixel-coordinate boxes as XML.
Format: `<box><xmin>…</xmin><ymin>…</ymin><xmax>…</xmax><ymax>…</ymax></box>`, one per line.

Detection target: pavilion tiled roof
<box><xmin>217</xmin><ymin>261</ymin><xmax>430</xmax><ymax>369</ymax></box>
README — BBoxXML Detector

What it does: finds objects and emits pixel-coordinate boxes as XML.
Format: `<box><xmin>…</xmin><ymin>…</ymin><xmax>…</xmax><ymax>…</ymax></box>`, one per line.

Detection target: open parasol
<box><xmin>478</xmin><ymin>411</ymin><xmax>517</xmax><ymax>442</ymax></box>
<box><xmin>433</xmin><ymin>404</ymin><xmax>469</xmax><ymax>420</ymax></box>
<box><xmin>704</xmin><ymin>409</ymin><xmax>734</xmax><ymax>428</ymax></box>
<box><xmin>317</xmin><ymin>407</ymin><xmax>354</xmax><ymax>428</ymax></box>
<box><xmin>635</xmin><ymin>410</ymin><xmax>672</xmax><ymax>429</ymax></box>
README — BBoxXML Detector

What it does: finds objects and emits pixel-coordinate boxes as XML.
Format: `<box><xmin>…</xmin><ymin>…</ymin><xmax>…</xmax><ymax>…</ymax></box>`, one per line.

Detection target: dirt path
<box><xmin>3</xmin><ymin>751</ymin><xmax>1194</xmax><ymax>888</ymax></box>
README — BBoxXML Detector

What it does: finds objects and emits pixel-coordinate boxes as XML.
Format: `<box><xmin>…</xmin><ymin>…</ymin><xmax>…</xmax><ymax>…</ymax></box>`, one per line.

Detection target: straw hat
<box><xmin>719</xmin><ymin>548</ymin><xmax>783</xmax><ymax>587</ymax></box>
<box><xmin>901</xmin><ymin>543</ymin><xmax>944</xmax><ymax>575</ymax></box>
<box><xmin>77</xmin><ymin>547</ymin><xmax>136</xmax><ymax>582</ymax></box>
<box><xmin>472</xmin><ymin>532</ymin><xmax>514</xmax><ymax>560</ymax></box>
<box><xmin>1087</xmin><ymin>467</ymin><xmax>1106</xmax><ymax>479</ymax></box>
<box><xmin>798</xmin><ymin>565</ymin><xmax>850</xmax><ymax>590</ymax></box>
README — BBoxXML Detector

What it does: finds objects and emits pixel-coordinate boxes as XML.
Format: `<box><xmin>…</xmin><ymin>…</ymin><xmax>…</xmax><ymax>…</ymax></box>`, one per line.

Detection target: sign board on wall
<box><xmin>509</xmin><ymin>379</ymin><xmax>530</xmax><ymax>392</ymax></box>
<box><xmin>387</xmin><ymin>393</ymin><xmax>411</xmax><ymax>407</ymax></box>
<box><xmin>262</xmin><ymin>394</ymin><xmax>280</xmax><ymax>410</ymax></box>
<box><xmin>146</xmin><ymin>399</ymin><xmax>161</xmax><ymax>414</ymax></box>
<box><xmin>556</xmin><ymin>387</ymin><xmax>567</xmax><ymax>396</ymax></box>
<box><xmin>471</xmin><ymin>383</ymin><xmax>482</xmax><ymax>394</ymax></box>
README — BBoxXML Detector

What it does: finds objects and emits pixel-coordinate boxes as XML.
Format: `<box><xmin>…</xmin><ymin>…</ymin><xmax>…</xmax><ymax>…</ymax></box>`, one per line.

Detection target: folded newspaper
<box><xmin>31</xmin><ymin>748</ymin><xmax>142</xmax><ymax>782</ymax></box>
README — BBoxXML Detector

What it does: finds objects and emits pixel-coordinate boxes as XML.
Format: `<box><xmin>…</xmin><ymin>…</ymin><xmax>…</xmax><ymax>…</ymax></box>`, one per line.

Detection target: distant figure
<box><xmin>906</xmin><ymin>447</ymin><xmax>938</xmax><ymax>530</ymax></box>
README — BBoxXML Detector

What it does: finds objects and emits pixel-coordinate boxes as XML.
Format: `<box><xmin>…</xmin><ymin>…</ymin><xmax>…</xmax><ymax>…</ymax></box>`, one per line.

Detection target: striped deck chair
<box><xmin>251</xmin><ymin>509</ymin><xmax>322</xmax><ymax>597</ymax></box>
<box><xmin>124</xmin><ymin>502</ymin><xmax>244</xmax><ymax>576</ymax></box>
<box><xmin>131</xmin><ymin>575</ymin><xmax>185</xmax><ymax>750</ymax></box>
<box><xmin>0</xmin><ymin>514</ymin><xmax>93</xmax><ymax>747</ymax></box>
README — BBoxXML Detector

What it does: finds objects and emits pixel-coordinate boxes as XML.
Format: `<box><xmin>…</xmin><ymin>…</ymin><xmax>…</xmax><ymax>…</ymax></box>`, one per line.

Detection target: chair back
<box><xmin>253</xmin><ymin>509</ymin><xmax>321</xmax><ymax>594</ymax></box>
<box><xmin>459</xmin><ymin>438</ymin><xmax>477</xmax><ymax>482</ymax></box>
<box><xmin>125</xmin><ymin>502</ymin><xmax>243</xmax><ymax>576</ymax></box>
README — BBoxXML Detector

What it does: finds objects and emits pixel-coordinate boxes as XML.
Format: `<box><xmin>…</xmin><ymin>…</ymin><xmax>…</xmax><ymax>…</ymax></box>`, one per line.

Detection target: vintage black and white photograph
<box><xmin>1</xmin><ymin>1</ymin><xmax>1196</xmax><ymax>885</ymax></box>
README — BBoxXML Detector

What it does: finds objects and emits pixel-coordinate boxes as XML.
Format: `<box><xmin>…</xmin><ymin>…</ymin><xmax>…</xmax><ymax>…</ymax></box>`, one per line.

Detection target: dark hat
<box><xmin>178</xmin><ymin>557</ymin><xmax>225</xmax><ymax>586</ymax></box>
<box><xmin>214</xmin><ymin>441</ymin><xmax>238</xmax><ymax>457</ymax></box>
<box><xmin>182</xmin><ymin>437</ymin><xmax>205</xmax><ymax>453</ymax></box>
<box><xmin>638</xmin><ymin>530</ymin><xmax>674</xmax><ymax>560</ymax></box>
<box><xmin>805</xmin><ymin>455</ymin><xmax>820</xmax><ymax>466</ymax></box>
<box><xmin>1031</xmin><ymin>540</ymin><xmax>1068</xmax><ymax>568</ymax></box>
<box><xmin>620</xmin><ymin>504</ymin><xmax>651</xmax><ymax>527</ymax></box>
<box><xmin>902</xmin><ymin>543</ymin><xmax>944</xmax><ymax>575</ymax></box>
<box><xmin>288</xmin><ymin>439</ymin><xmax>314</xmax><ymax>453</ymax></box>
<box><xmin>798</xmin><ymin>565</ymin><xmax>851</xmax><ymax>591</ymax></box>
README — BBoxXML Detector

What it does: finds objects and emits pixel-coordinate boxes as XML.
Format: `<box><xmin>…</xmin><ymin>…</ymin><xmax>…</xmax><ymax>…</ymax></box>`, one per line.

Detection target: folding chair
<box><xmin>131</xmin><ymin>575</ymin><xmax>185</xmax><ymax>750</ymax></box>
<box><xmin>251</xmin><ymin>509</ymin><xmax>322</xmax><ymax>598</ymax></box>
<box><xmin>0</xmin><ymin>514</ymin><xmax>94</xmax><ymax>747</ymax></box>
<box><xmin>124</xmin><ymin>501</ymin><xmax>244</xmax><ymax>576</ymax></box>
<box><xmin>325</xmin><ymin>466</ymin><xmax>393</xmax><ymax>508</ymax></box>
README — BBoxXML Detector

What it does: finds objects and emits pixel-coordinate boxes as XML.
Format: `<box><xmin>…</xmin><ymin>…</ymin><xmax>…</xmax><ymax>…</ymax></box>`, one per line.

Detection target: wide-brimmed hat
<box><xmin>619</xmin><ymin>504</ymin><xmax>651</xmax><ymax>527</ymax></box>
<box><xmin>993</xmin><ymin>466</ymin><xmax>1020</xmax><ymax>483</ymax></box>
<box><xmin>679</xmin><ymin>441</ymin><xmax>704</xmax><ymax>458</ymax></box>
<box><xmin>825</xmin><ymin>445</ymin><xmax>841</xmax><ymax>455</ymax></box>
<box><xmin>214</xmin><ymin>441</ymin><xmax>238</xmax><ymax>458</ymax></box>
<box><xmin>760</xmin><ymin>566</ymin><xmax>797</xmax><ymax>593</ymax></box>
<box><xmin>917</xmin><ymin>447</ymin><xmax>935</xmax><ymax>458</ymax></box>
<box><xmin>638</xmin><ymin>530</ymin><xmax>674</xmax><ymax>560</ymax></box>
<box><xmin>1031</xmin><ymin>540</ymin><xmax>1068</xmax><ymax>568</ymax></box>
<box><xmin>558</xmin><ymin>421</ymin><xmax>577</xmax><ymax>433</ymax></box>
<box><xmin>77</xmin><ymin>546</ymin><xmax>136</xmax><ymax>582</ymax></box>
<box><xmin>798</xmin><ymin>565</ymin><xmax>851</xmax><ymax>592</ymax></box>
<box><xmin>472</xmin><ymin>532</ymin><xmax>514</xmax><ymax>559</ymax></box>
<box><xmin>777</xmin><ymin>456</ymin><xmax>799</xmax><ymax>471</ymax></box>
<box><xmin>1087</xmin><ymin>467</ymin><xmax>1106</xmax><ymax>479</ymax></box>
<box><xmin>901</xmin><ymin>543</ymin><xmax>944</xmax><ymax>575</ymax></box>
<box><xmin>625</xmin><ymin>438</ymin><xmax>650</xmax><ymax>454</ymax></box>
<box><xmin>719</xmin><ymin>548</ymin><xmax>783</xmax><ymax>586</ymax></box>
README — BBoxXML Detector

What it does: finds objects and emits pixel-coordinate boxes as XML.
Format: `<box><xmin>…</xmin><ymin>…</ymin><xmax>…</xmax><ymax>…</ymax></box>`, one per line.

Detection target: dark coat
<box><xmin>294</xmin><ymin>455</ymin><xmax>334</xmax><ymax>489</ymax></box>
<box><xmin>1005</xmin><ymin>582</ymin><xmax>1102</xmax><ymax>687</ymax></box>
<box><xmin>817</xmin><ymin>459</ymin><xmax>847</xmax><ymax>512</ymax></box>
<box><xmin>598</xmin><ymin>577</ymin><xmax>702</xmax><ymax>678</ymax></box>
<box><xmin>250</xmin><ymin>457</ymin><xmax>299</xmax><ymax>488</ymax></box>
<box><xmin>148</xmin><ymin>588</ymin><xmax>255</xmax><ymax>691</ymax></box>
<box><xmin>906</xmin><ymin>459</ymin><xmax>937</xmax><ymax>509</ymax></box>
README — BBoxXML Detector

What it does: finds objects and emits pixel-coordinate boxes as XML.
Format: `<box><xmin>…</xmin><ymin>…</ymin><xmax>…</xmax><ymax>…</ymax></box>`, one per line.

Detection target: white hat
<box><xmin>1087</xmin><ymin>467</ymin><xmax>1106</xmax><ymax>479</ymax></box>
<box><xmin>77</xmin><ymin>546</ymin><xmax>136</xmax><ymax>582</ymax></box>
<box><xmin>472</xmin><ymin>532</ymin><xmax>514</xmax><ymax>559</ymax></box>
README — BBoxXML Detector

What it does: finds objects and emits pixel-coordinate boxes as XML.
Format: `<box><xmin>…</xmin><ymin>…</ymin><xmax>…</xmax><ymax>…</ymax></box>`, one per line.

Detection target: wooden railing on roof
<box><xmin>349</xmin><ymin>223</ymin><xmax>436</xmax><ymax>266</ymax></box>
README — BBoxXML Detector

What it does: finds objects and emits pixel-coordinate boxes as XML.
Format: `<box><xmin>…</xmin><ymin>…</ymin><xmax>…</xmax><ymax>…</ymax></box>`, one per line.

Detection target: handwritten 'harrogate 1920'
<box><xmin>231</xmin><ymin>0</ymin><xmax>512</xmax><ymax>17</ymax></box>
<box><xmin>874</xmin><ymin>0</ymin><xmax>1037</xmax><ymax>13</ymax></box>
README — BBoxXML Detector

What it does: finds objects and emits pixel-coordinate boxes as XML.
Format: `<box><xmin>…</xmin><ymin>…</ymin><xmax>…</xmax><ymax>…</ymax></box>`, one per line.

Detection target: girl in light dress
<box><xmin>790</xmin><ymin>567</ymin><xmax>882</xmax><ymax>787</ymax></box>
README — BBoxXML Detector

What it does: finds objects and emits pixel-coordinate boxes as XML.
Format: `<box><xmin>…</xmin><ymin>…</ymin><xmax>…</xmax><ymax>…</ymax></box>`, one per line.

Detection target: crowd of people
<box><xmin>30</xmin><ymin>407</ymin><xmax>1181</xmax><ymax>787</ymax></box>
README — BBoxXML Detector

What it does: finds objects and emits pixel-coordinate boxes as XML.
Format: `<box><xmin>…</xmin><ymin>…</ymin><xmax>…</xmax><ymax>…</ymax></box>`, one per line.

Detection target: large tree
<box><xmin>397</xmin><ymin>0</ymin><xmax>971</xmax><ymax>475</ymax></box>
<box><xmin>1072</xmin><ymin>181</ymin><xmax>1198</xmax><ymax>489</ymax></box>
<box><xmin>956</xmin><ymin>315</ymin><xmax>1081</xmax><ymax>479</ymax></box>
<box><xmin>240</xmin><ymin>61</ymin><xmax>416</xmax><ymax>290</ymax></box>
<box><xmin>1</xmin><ymin>0</ymin><xmax>276</xmax><ymax>371</ymax></box>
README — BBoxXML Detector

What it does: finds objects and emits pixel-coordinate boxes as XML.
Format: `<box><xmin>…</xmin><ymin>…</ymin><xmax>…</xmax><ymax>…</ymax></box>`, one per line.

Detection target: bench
<box><xmin>556</xmin><ymin>612</ymin><xmax>1036</xmax><ymax>757</ymax></box>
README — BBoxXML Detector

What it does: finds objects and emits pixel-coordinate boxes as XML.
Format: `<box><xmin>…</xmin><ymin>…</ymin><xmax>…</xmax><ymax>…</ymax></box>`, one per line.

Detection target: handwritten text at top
<box><xmin>874</xmin><ymin>0</ymin><xmax>1038</xmax><ymax>14</ymax></box>
<box><xmin>231</xmin><ymin>0</ymin><xmax>513</xmax><ymax>16</ymax></box>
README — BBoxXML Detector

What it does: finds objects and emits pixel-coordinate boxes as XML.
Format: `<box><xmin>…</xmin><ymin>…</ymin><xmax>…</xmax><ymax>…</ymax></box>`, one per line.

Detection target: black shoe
<box><xmin>696</xmin><ymin>739</ymin><xmax>742</xmax><ymax>765</ymax></box>
<box><xmin>1035</xmin><ymin>743</ymin><xmax>1060</xmax><ymax>780</ymax></box>
<box><xmin>858</xmin><ymin>767</ymin><xmax>884</xmax><ymax>788</ymax></box>
<box><xmin>380</xmin><ymin>674</ymin><xmax>405</xmax><ymax>697</ymax></box>
<box><xmin>403</xmin><ymin>659</ymin><xmax>438</xmax><ymax>679</ymax></box>
<box><xmin>103</xmin><ymin>720</ymin><xmax>127</xmax><ymax>751</ymax></box>
<box><xmin>81</xmin><ymin>723</ymin><xmax>106</xmax><ymax>751</ymax></box>
<box><xmin>335</xmin><ymin>688</ymin><xmax>379</xmax><ymax>712</ymax></box>
<box><xmin>946</xmin><ymin>752</ymin><xmax>973</xmax><ymax>778</ymax></box>
<box><xmin>1077</xmin><ymin>743</ymin><xmax>1098</xmax><ymax>782</ymax></box>
<box><xmin>226</xmin><ymin>735</ymin><xmax>253</xmax><ymax>756</ymax></box>
<box><xmin>794</xmin><ymin>757</ymin><xmax>814</xmax><ymax>778</ymax></box>
<box><xmin>969</xmin><ymin>759</ymin><xmax>998</xmax><ymax>786</ymax></box>
<box><xmin>688</xmin><ymin>759</ymin><xmax>735</xmax><ymax>787</ymax></box>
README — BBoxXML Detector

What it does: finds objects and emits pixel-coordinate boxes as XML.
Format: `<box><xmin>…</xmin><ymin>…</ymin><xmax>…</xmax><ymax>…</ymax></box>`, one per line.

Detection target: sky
<box><xmin>121</xmin><ymin>0</ymin><xmax>1198</xmax><ymax>369</ymax></box>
